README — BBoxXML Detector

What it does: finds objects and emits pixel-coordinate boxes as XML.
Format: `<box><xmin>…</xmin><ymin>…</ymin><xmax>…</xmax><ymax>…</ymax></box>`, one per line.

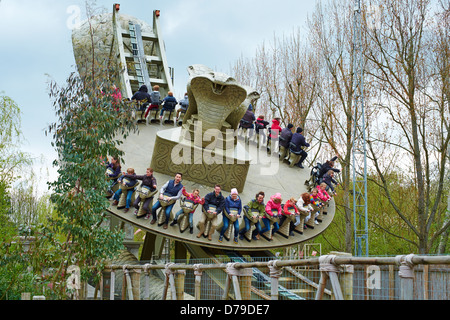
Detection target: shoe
<box><xmin>112</xmin><ymin>200</ymin><xmax>119</xmax><ymax>206</ymax></box>
<box><xmin>170</xmin><ymin>219</ymin><xmax>177</xmax><ymax>226</ymax></box>
<box><xmin>150</xmin><ymin>219</ymin><xmax>157</xmax><ymax>225</ymax></box>
<box><xmin>197</xmin><ymin>232</ymin><xmax>203</xmax><ymax>238</ymax></box>
<box><xmin>218</xmin><ymin>235</ymin><xmax>223</xmax><ymax>243</ymax></box>
<box><xmin>123</xmin><ymin>208</ymin><xmax>129</xmax><ymax>213</ymax></box>
<box><xmin>314</xmin><ymin>220</ymin><xmax>319</xmax><ymax>225</ymax></box>
<box><xmin>163</xmin><ymin>223</ymin><xmax>168</xmax><ymax>229</ymax></box>
<box><xmin>189</xmin><ymin>227</ymin><xmax>193</xmax><ymax>234</ymax></box>
<box><xmin>239</xmin><ymin>234</ymin><xmax>244</xmax><ymax>240</ymax></box>
<box><xmin>234</xmin><ymin>237</ymin><xmax>238</xmax><ymax>244</ymax></box>
<box><xmin>297</xmin><ymin>163</ymin><xmax>304</xmax><ymax>168</ymax></box>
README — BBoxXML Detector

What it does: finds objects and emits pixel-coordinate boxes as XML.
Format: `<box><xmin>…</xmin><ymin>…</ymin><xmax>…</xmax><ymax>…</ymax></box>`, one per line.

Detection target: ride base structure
<box><xmin>72</xmin><ymin>4</ymin><xmax>335</xmax><ymax>265</ymax></box>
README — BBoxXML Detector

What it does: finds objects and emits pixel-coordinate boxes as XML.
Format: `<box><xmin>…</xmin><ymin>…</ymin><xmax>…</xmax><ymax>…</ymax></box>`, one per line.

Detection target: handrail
<box><xmin>104</xmin><ymin>254</ymin><xmax>450</xmax><ymax>272</ymax></box>
<box><xmin>99</xmin><ymin>254</ymin><xmax>450</xmax><ymax>301</ymax></box>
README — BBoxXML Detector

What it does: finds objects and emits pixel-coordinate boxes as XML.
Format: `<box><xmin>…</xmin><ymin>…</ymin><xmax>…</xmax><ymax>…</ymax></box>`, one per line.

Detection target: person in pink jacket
<box><xmin>170</xmin><ymin>187</ymin><xmax>204</xmax><ymax>234</ymax></box>
<box><xmin>317</xmin><ymin>182</ymin><xmax>331</xmax><ymax>202</ymax></box>
<box><xmin>260</xmin><ymin>193</ymin><xmax>282</xmax><ymax>239</ymax></box>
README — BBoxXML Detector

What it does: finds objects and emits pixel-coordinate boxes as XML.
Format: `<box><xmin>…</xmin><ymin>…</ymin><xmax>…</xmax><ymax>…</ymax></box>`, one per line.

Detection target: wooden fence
<box><xmin>94</xmin><ymin>254</ymin><xmax>450</xmax><ymax>300</ymax></box>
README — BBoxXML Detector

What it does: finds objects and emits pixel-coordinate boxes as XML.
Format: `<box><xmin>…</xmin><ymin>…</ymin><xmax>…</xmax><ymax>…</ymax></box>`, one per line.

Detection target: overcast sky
<box><xmin>0</xmin><ymin>0</ymin><xmax>317</xmax><ymax>194</ymax></box>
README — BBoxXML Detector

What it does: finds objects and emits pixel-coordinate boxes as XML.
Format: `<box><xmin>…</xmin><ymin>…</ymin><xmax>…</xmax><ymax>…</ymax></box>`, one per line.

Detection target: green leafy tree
<box><xmin>46</xmin><ymin>61</ymin><xmax>138</xmax><ymax>297</ymax></box>
<box><xmin>0</xmin><ymin>94</ymin><xmax>32</xmax><ymax>184</ymax></box>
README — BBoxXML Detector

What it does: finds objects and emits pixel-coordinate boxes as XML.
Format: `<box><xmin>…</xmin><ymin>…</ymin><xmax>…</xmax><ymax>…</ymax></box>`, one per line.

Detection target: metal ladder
<box><xmin>128</xmin><ymin>22</ymin><xmax>150</xmax><ymax>88</ymax></box>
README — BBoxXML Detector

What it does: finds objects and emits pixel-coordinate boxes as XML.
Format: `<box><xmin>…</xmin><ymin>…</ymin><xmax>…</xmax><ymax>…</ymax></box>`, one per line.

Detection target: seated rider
<box><xmin>318</xmin><ymin>156</ymin><xmax>340</xmax><ymax>179</ymax></box>
<box><xmin>239</xmin><ymin>191</ymin><xmax>265</xmax><ymax>241</ymax></box>
<box><xmin>290</xmin><ymin>127</ymin><xmax>310</xmax><ymax>168</ymax></box>
<box><xmin>176</xmin><ymin>93</ymin><xmax>189</xmax><ymax>121</ymax></box>
<box><xmin>144</xmin><ymin>85</ymin><xmax>162</xmax><ymax>118</ymax></box>
<box><xmin>125</xmin><ymin>168</ymin><xmax>157</xmax><ymax>219</ymax></box>
<box><xmin>105</xmin><ymin>156</ymin><xmax>121</xmax><ymax>194</ymax></box>
<box><xmin>261</xmin><ymin>193</ymin><xmax>282</xmax><ymax>240</ymax></box>
<box><xmin>170</xmin><ymin>187</ymin><xmax>204</xmax><ymax>234</ymax></box>
<box><xmin>255</xmin><ymin>115</ymin><xmax>269</xmax><ymax>144</ymax></box>
<box><xmin>112</xmin><ymin>168</ymin><xmax>137</xmax><ymax>212</ymax></box>
<box><xmin>282</xmin><ymin>197</ymin><xmax>299</xmax><ymax>236</ymax></box>
<box><xmin>131</xmin><ymin>85</ymin><xmax>151</xmax><ymax>113</ymax></box>
<box><xmin>239</xmin><ymin>104</ymin><xmax>256</xmax><ymax>136</ymax></box>
<box><xmin>159</xmin><ymin>91</ymin><xmax>178</xmax><ymax>120</ymax></box>
<box><xmin>295</xmin><ymin>193</ymin><xmax>313</xmax><ymax>230</ymax></box>
<box><xmin>321</xmin><ymin>170</ymin><xmax>339</xmax><ymax>195</ymax></box>
<box><xmin>150</xmin><ymin>173</ymin><xmax>183</xmax><ymax>228</ymax></box>
<box><xmin>279</xmin><ymin>124</ymin><xmax>294</xmax><ymax>159</ymax></box>
<box><xmin>219</xmin><ymin>188</ymin><xmax>242</xmax><ymax>244</ymax></box>
<box><xmin>197</xmin><ymin>184</ymin><xmax>225</xmax><ymax>241</ymax></box>
<box><xmin>105</xmin><ymin>156</ymin><xmax>121</xmax><ymax>180</ymax></box>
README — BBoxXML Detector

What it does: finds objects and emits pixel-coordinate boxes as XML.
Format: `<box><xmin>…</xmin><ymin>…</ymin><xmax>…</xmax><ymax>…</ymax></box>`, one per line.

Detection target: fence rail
<box><xmin>92</xmin><ymin>254</ymin><xmax>450</xmax><ymax>300</ymax></box>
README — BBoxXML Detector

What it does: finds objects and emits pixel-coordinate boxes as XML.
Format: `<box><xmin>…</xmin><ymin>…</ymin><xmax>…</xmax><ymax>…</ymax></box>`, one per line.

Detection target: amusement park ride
<box><xmin>72</xmin><ymin>4</ymin><xmax>338</xmax><ymax>265</ymax></box>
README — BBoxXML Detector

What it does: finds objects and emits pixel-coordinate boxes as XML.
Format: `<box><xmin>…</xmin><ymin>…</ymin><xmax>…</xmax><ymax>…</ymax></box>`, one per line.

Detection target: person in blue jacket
<box><xmin>219</xmin><ymin>188</ymin><xmax>242</xmax><ymax>244</ymax></box>
<box><xmin>112</xmin><ymin>168</ymin><xmax>137</xmax><ymax>212</ymax></box>
<box><xmin>290</xmin><ymin>127</ymin><xmax>310</xmax><ymax>168</ymax></box>
<box><xmin>159</xmin><ymin>91</ymin><xmax>178</xmax><ymax>119</ymax></box>
<box><xmin>150</xmin><ymin>173</ymin><xmax>183</xmax><ymax>228</ymax></box>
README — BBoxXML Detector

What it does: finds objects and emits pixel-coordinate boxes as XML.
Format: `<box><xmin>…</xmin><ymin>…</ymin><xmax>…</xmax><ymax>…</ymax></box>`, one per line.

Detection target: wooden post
<box><xmin>222</xmin><ymin>272</ymin><xmax>232</xmax><ymax>300</ymax></box>
<box><xmin>330</xmin><ymin>251</ymin><xmax>353</xmax><ymax>300</ymax></box>
<box><xmin>268</xmin><ymin>260</ymin><xmax>283</xmax><ymax>300</ymax></box>
<box><xmin>224</xmin><ymin>263</ymin><xmax>252</xmax><ymax>300</ymax></box>
<box><xmin>144</xmin><ymin>264</ymin><xmax>151</xmax><ymax>300</ymax></box>
<box><xmin>174</xmin><ymin>270</ymin><xmax>186</xmax><ymax>300</ymax></box>
<box><xmin>131</xmin><ymin>269</ymin><xmax>141</xmax><ymax>300</ymax></box>
<box><xmin>396</xmin><ymin>254</ymin><xmax>415</xmax><ymax>300</ymax></box>
<box><xmin>163</xmin><ymin>263</ymin><xmax>184</xmax><ymax>300</ymax></box>
<box><xmin>315</xmin><ymin>272</ymin><xmax>328</xmax><ymax>300</ymax></box>
<box><xmin>193</xmin><ymin>264</ymin><xmax>203</xmax><ymax>300</ymax></box>
<box><xmin>123</xmin><ymin>266</ymin><xmax>134</xmax><ymax>300</ymax></box>
<box><xmin>389</xmin><ymin>265</ymin><xmax>395</xmax><ymax>300</ymax></box>
<box><xmin>110</xmin><ymin>269</ymin><xmax>115</xmax><ymax>300</ymax></box>
<box><xmin>21</xmin><ymin>292</ymin><xmax>31</xmax><ymax>300</ymax></box>
<box><xmin>423</xmin><ymin>265</ymin><xmax>429</xmax><ymax>300</ymax></box>
<box><xmin>316</xmin><ymin>255</ymin><xmax>344</xmax><ymax>300</ymax></box>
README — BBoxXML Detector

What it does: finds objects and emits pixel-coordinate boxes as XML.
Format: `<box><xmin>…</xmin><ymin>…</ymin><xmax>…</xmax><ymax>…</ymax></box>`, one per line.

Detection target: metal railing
<box><xmin>94</xmin><ymin>254</ymin><xmax>450</xmax><ymax>300</ymax></box>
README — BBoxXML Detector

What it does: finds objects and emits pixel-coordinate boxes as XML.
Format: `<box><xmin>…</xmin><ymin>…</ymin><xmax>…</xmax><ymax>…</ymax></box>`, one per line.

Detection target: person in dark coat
<box><xmin>279</xmin><ymin>124</ymin><xmax>294</xmax><ymax>159</ymax></box>
<box><xmin>123</xmin><ymin>168</ymin><xmax>157</xmax><ymax>219</ymax></box>
<box><xmin>197</xmin><ymin>185</ymin><xmax>226</xmax><ymax>240</ymax></box>
<box><xmin>131</xmin><ymin>85</ymin><xmax>151</xmax><ymax>111</ymax></box>
<box><xmin>318</xmin><ymin>156</ymin><xmax>340</xmax><ymax>178</ymax></box>
<box><xmin>290</xmin><ymin>127</ymin><xmax>310</xmax><ymax>168</ymax></box>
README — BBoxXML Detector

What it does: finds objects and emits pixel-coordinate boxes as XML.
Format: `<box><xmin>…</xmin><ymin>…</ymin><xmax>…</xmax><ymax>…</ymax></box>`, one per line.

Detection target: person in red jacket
<box><xmin>267</xmin><ymin>117</ymin><xmax>282</xmax><ymax>152</ymax></box>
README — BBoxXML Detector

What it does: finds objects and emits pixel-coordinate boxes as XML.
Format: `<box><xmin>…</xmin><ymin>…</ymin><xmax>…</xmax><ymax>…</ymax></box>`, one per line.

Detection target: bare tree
<box><xmin>308</xmin><ymin>0</ymin><xmax>361</xmax><ymax>252</ymax></box>
<box><xmin>364</xmin><ymin>0</ymin><xmax>449</xmax><ymax>253</ymax></box>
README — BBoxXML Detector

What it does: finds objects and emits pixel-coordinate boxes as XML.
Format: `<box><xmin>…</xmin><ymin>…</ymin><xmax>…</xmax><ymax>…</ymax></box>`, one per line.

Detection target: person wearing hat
<box><xmin>219</xmin><ymin>188</ymin><xmax>242</xmax><ymax>244</ymax></box>
<box><xmin>290</xmin><ymin>127</ymin><xmax>310</xmax><ymax>168</ymax></box>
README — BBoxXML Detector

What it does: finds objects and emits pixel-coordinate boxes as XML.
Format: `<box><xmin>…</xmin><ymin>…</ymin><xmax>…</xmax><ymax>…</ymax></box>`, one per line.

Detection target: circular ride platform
<box><xmin>106</xmin><ymin>121</ymin><xmax>334</xmax><ymax>251</ymax></box>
